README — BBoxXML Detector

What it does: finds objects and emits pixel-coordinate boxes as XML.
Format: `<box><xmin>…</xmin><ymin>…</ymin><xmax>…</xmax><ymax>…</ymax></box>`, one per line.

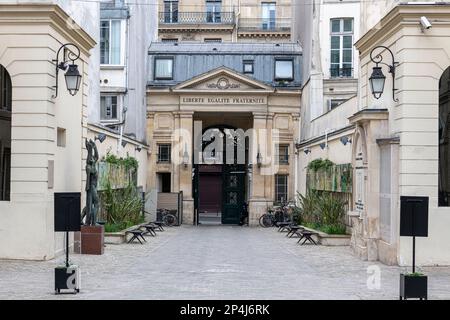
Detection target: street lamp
<box><xmin>256</xmin><ymin>149</ymin><xmax>263</xmax><ymax>168</ymax></box>
<box><xmin>94</xmin><ymin>133</ymin><xmax>106</xmax><ymax>143</ymax></box>
<box><xmin>52</xmin><ymin>43</ymin><xmax>82</xmax><ymax>98</ymax></box>
<box><xmin>182</xmin><ymin>143</ymin><xmax>189</xmax><ymax>168</ymax></box>
<box><xmin>369</xmin><ymin>45</ymin><xmax>399</xmax><ymax>102</ymax></box>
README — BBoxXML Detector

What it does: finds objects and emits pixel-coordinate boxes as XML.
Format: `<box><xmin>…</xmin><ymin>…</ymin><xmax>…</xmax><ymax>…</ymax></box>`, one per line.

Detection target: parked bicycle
<box><xmin>157</xmin><ymin>208</ymin><xmax>178</xmax><ymax>226</ymax></box>
<box><xmin>259</xmin><ymin>201</ymin><xmax>294</xmax><ymax>227</ymax></box>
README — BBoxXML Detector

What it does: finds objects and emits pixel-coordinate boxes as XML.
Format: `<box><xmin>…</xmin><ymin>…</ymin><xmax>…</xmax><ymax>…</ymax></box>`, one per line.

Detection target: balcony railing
<box><xmin>238</xmin><ymin>18</ymin><xmax>291</xmax><ymax>32</ymax></box>
<box><xmin>330</xmin><ymin>67</ymin><xmax>354</xmax><ymax>78</ymax></box>
<box><xmin>159</xmin><ymin>11</ymin><xmax>235</xmax><ymax>25</ymax></box>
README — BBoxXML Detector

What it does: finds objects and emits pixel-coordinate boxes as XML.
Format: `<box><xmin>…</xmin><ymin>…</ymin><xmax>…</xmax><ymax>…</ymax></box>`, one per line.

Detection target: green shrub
<box><xmin>100</xmin><ymin>182</ymin><xmax>143</xmax><ymax>229</ymax></box>
<box><xmin>295</xmin><ymin>191</ymin><xmax>347</xmax><ymax>235</ymax></box>
<box><xmin>316</xmin><ymin>192</ymin><xmax>346</xmax><ymax>226</ymax></box>
<box><xmin>295</xmin><ymin>191</ymin><xmax>320</xmax><ymax>225</ymax></box>
<box><xmin>307</xmin><ymin>158</ymin><xmax>335</xmax><ymax>172</ymax></box>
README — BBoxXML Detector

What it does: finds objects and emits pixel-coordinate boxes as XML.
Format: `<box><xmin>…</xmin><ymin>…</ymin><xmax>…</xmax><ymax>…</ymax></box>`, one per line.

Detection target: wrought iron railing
<box><xmin>159</xmin><ymin>11</ymin><xmax>235</xmax><ymax>25</ymax></box>
<box><xmin>238</xmin><ymin>18</ymin><xmax>291</xmax><ymax>32</ymax></box>
<box><xmin>330</xmin><ymin>67</ymin><xmax>354</xmax><ymax>78</ymax></box>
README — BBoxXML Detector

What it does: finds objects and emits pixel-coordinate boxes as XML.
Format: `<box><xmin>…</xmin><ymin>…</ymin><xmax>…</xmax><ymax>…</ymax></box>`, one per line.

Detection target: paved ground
<box><xmin>1</xmin><ymin>225</ymin><xmax>450</xmax><ymax>299</ymax></box>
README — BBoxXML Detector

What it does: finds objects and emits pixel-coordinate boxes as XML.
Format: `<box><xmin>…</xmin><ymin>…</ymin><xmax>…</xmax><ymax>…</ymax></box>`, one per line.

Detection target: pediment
<box><xmin>173</xmin><ymin>67</ymin><xmax>273</xmax><ymax>92</ymax></box>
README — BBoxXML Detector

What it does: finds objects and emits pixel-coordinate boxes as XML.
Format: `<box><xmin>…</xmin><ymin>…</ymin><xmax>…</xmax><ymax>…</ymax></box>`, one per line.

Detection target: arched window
<box><xmin>439</xmin><ymin>67</ymin><xmax>450</xmax><ymax>206</ymax></box>
<box><xmin>0</xmin><ymin>64</ymin><xmax>11</xmax><ymax>201</ymax></box>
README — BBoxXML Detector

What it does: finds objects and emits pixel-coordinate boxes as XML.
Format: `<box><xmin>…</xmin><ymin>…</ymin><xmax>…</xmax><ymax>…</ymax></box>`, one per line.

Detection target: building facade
<box><xmin>146</xmin><ymin>42</ymin><xmax>302</xmax><ymax>225</ymax></box>
<box><xmin>352</xmin><ymin>2</ymin><xmax>450</xmax><ymax>266</ymax></box>
<box><xmin>293</xmin><ymin>0</ymin><xmax>450</xmax><ymax>266</ymax></box>
<box><xmin>158</xmin><ymin>0</ymin><xmax>292</xmax><ymax>42</ymax></box>
<box><xmin>0</xmin><ymin>3</ymin><xmax>96</xmax><ymax>260</ymax></box>
<box><xmin>292</xmin><ymin>0</ymin><xmax>361</xmax><ymax>248</ymax></box>
<box><xmin>91</xmin><ymin>0</ymin><xmax>158</xmax><ymax>193</ymax></box>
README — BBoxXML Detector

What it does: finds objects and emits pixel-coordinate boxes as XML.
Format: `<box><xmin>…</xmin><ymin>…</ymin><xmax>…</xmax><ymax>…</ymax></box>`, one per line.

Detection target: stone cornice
<box><xmin>348</xmin><ymin>108</ymin><xmax>389</xmax><ymax>124</ymax></box>
<box><xmin>0</xmin><ymin>4</ymin><xmax>96</xmax><ymax>55</ymax></box>
<box><xmin>355</xmin><ymin>4</ymin><xmax>450</xmax><ymax>57</ymax></box>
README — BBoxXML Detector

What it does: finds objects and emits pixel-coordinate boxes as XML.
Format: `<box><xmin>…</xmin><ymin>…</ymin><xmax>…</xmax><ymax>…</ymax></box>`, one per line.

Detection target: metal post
<box><xmin>413</xmin><ymin>236</ymin><xmax>416</xmax><ymax>273</ymax></box>
<box><xmin>412</xmin><ymin>203</ymin><xmax>416</xmax><ymax>273</ymax></box>
<box><xmin>65</xmin><ymin>231</ymin><xmax>69</xmax><ymax>268</ymax></box>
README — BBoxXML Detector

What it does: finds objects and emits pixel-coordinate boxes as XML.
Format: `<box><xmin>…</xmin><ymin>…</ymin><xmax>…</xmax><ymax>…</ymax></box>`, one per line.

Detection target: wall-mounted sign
<box><xmin>181</xmin><ymin>95</ymin><xmax>266</xmax><ymax>105</ymax></box>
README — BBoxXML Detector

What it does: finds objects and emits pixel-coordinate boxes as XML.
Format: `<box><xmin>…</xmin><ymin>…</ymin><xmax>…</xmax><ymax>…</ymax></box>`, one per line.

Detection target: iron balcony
<box><xmin>159</xmin><ymin>11</ymin><xmax>235</xmax><ymax>25</ymax></box>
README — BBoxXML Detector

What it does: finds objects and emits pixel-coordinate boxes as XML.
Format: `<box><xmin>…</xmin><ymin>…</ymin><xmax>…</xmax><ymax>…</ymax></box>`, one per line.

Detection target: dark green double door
<box><xmin>221</xmin><ymin>165</ymin><xmax>246</xmax><ymax>224</ymax></box>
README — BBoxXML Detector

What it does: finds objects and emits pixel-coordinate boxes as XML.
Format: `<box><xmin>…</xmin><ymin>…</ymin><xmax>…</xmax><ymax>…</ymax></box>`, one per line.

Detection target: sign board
<box><xmin>54</xmin><ymin>192</ymin><xmax>81</xmax><ymax>232</ymax></box>
<box><xmin>400</xmin><ymin>196</ymin><xmax>429</xmax><ymax>237</ymax></box>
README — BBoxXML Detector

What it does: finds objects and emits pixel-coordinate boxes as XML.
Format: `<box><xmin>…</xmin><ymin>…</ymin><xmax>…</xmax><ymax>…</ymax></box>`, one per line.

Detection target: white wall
<box><xmin>320</xmin><ymin>1</ymin><xmax>361</xmax><ymax>80</ymax></box>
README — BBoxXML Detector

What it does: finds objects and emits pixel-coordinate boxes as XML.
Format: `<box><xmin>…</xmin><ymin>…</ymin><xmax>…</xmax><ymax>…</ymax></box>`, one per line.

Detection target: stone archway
<box><xmin>438</xmin><ymin>66</ymin><xmax>450</xmax><ymax>206</ymax></box>
<box><xmin>349</xmin><ymin>124</ymin><xmax>369</xmax><ymax>260</ymax></box>
<box><xmin>0</xmin><ymin>64</ymin><xmax>12</xmax><ymax>201</ymax></box>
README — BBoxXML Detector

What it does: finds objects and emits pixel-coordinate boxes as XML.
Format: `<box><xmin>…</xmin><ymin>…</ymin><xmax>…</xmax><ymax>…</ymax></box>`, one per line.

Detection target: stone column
<box><xmin>178</xmin><ymin>111</ymin><xmax>194</xmax><ymax>224</ymax></box>
<box><xmin>249</xmin><ymin>112</ymin><xmax>269</xmax><ymax>226</ymax></box>
<box><xmin>146</xmin><ymin>111</ymin><xmax>156</xmax><ymax>191</ymax></box>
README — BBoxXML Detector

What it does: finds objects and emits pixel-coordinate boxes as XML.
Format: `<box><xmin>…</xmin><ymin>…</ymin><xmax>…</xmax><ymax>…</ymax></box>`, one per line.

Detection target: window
<box><xmin>277</xmin><ymin>145</ymin><xmax>289</xmax><ymax>164</ymax></box>
<box><xmin>154</xmin><ymin>57</ymin><xmax>174</xmax><ymax>80</ymax></box>
<box><xmin>158</xmin><ymin>144</ymin><xmax>171</xmax><ymax>163</ymax></box>
<box><xmin>275</xmin><ymin>174</ymin><xmax>288</xmax><ymax>204</ymax></box>
<box><xmin>206</xmin><ymin>0</ymin><xmax>222</xmax><ymax>23</ymax></box>
<box><xmin>329</xmin><ymin>99</ymin><xmax>346</xmax><ymax>110</ymax></box>
<box><xmin>204</xmin><ymin>38</ymin><xmax>222</xmax><ymax>43</ymax></box>
<box><xmin>57</xmin><ymin>128</ymin><xmax>66</xmax><ymax>147</ymax></box>
<box><xmin>164</xmin><ymin>0</ymin><xmax>178</xmax><ymax>23</ymax></box>
<box><xmin>439</xmin><ymin>67</ymin><xmax>450</xmax><ymax>206</ymax></box>
<box><xmin>100</xmin><ymin>20</ymin><xmax>122</xmax><ymax>65</ymax></box>
<box><xmin>0</xmin><ymin>65</ymin><xmax>11</xmax><ymax>112</ymax></box>
<box><xmin>275</xmin><ymin>59</ymin><xmax>294</xmax><ymax>81</ymax></box>
<box><xmin>330</xmin><ymin>18</ymin><xmax>353</xmax><ymax>78</ymax></box>
<box><xmin>243</xmin><ymin>60</ymin><xmax>254</xmax><ymax>74</ymax></box>
<box><xmin>0</xmin><ymin>64</ymin><xmax>11</xmax><ymax>201</ymax></box>
<box><xmin>100</xmin><ymin>96</ymin><xmax>118</xmax><ymax>120</ymax></box>
<box><xmin>262</xmin><ymin>2</ymin><xmax>276</xmax><ymax>30</ymax></box>
<box><xmin>161</xmin><ymin>38</ymin><xmax>178</xmax><ymax>43</ymax></box>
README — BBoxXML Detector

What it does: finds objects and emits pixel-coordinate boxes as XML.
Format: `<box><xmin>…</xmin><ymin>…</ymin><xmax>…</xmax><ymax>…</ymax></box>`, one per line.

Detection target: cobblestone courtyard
<box><xmin>1</xmin><ymin>225</ymin><xmax>450</xmax><ymax>300</ymax></box>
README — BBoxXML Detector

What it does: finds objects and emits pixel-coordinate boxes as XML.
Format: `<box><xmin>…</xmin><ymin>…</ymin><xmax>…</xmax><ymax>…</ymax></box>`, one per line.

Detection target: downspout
<box><xmin>118</xmin><ymin>4</ymin><xmax>131</xmax><ymax>153</ymax></box>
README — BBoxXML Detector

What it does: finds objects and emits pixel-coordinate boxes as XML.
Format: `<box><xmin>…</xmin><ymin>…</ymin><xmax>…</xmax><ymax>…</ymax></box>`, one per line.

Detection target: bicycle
<box><xmin>158</xmin><ymin>208</ymin><xmax>178</xmax><ymax>226</ymax></box>
<box><xmin>259</xmin><ymin>202</ymin><xmax>292</xmax><ymax>227</ymax></box>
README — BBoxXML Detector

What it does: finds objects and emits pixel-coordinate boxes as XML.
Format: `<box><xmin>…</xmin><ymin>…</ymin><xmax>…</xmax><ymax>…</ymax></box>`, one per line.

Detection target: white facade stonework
<box><xmin>354</xmin><ymin>3</ymin><xmax>450</xmax><ymax>266</ymax></box>
<box><xmin>0</xmin><ymin>4</ymin><xmax>96</xmax><ymax>260</ymax></box>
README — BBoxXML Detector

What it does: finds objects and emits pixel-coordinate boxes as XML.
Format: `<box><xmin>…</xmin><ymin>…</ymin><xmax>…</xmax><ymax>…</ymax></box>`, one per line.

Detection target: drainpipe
<box><xmin>294</xmin><ymin>148</ymin><xmax>298</xmax><ymax>203</ymax></box>
<box><xmin>119</xmin><ymin>5</ymin><xmax>131</xmax><ymax>154</ymax></box>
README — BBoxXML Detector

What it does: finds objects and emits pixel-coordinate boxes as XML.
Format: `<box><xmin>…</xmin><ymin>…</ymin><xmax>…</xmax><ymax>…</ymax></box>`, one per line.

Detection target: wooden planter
<box><xmin>80</xmin><ymin>225</ymin><xmax>104</xmax><ymax>255</ymax></box>
<box><xmin>400</xmin><ymin>274</ymin><xmax>427</xmax><ymax>300</ymax></box>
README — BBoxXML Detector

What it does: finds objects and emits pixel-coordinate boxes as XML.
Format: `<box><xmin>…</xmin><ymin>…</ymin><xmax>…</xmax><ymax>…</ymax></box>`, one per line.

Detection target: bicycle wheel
<box><xmin>163</xmin><ymin>213</ymin><xmax>178</xmax><ymax>226</ymax></box>
<box><xmin>259</xmin><ymin>214</ymin><xmax>273</xmax><ymax>228</ymax></box>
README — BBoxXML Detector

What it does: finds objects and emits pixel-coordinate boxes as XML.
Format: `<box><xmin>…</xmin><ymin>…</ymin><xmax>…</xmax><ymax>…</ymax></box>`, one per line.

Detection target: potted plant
<box><xmin>400</xmin><ymin>272</ymin><xmax>427</xmax><ymax>300</ymax></box>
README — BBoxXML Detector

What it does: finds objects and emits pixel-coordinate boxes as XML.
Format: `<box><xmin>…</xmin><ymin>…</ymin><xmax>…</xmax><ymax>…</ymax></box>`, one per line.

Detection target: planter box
<box><xmin>303</xmin><ymin>227</ymin><xmax>350</xmax><ymax>246</ymax></box>
<box><xmin>400</xmin><ymin>274</ymin><xmax>427</xmax><ymax>300</ymax></box>
<box><xmin>81</xmin><ymin>225</ymin><xmax>104</xmax><ymax>255</ymax></box>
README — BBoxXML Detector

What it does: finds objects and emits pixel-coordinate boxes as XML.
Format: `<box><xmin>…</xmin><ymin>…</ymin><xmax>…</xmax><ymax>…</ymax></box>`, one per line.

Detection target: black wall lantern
<box><xmin>369</xmin><ymin>46</ymin><xmax>399</xmax><ymax>102</ymax></box>
<box><xmin>256</xmin><ymin>149</ymin><xmax>263</xmax><ymax>168</ymax></box>
<box><xmin>53</xmin><ymin>43</ymin><xmax>82</xmax><ymax>98</ymax></box>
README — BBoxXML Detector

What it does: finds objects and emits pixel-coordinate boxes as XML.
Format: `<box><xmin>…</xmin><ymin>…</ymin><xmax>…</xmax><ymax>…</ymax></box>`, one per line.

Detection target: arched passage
<box><xmin>0</xmin><ymin>65</ymin><xmax>11</xmax><ymax>201</ymax></box>
<box><xmin>439</xmin><ymin>67</ymin><xmax>450</xmax><ymax>206</ymax></box>
<box><xmin>195</xmin><ymin>124</ymin><xmax>249</xmax><ymax>225</ymax></box>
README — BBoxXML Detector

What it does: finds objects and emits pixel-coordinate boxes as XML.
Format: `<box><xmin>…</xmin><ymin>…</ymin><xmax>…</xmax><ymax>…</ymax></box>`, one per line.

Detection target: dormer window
<box><xmin>275</xmin><ymin>58</ymin><xmax>294</xmax><ymax>81</ymax></box>
<box><xmin>154</xmin><ymin>57</ymin><xmax>174</xmax><ymax>80</ymax></box>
